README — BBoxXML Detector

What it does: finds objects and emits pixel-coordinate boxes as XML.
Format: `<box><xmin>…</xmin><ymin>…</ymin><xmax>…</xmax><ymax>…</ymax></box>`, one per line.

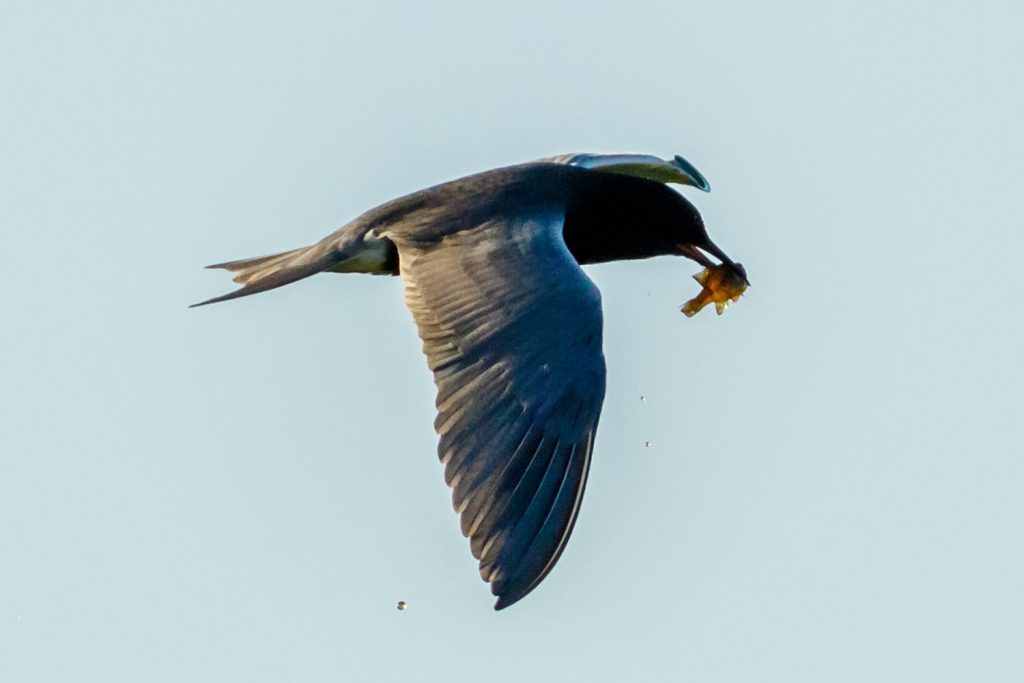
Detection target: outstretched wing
<box><xmin>388</xmin><ymin>213</ymin><xmax>606</xmax><ymax>609</ymax></box>
<box><xmin>542</xmin><ymin>152</ymin><xmax>711</xmax><ymax>191</ymax></box>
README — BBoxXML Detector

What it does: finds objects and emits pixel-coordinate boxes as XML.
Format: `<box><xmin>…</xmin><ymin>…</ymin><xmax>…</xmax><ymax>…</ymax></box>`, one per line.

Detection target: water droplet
<box><xmin>396</xmin><ymin>600</ymin><xmax>407</xmax><ymax>611</ymax></box>
<box><xmin>644</xmin><ymin>441</ymin><xmax>651</xmax><ymax>448</ymax></box>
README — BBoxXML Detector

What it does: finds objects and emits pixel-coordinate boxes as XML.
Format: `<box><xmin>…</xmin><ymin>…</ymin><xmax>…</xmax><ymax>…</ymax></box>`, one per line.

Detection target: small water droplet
<box><xmin>644</xmin><ymin>441</ymin><xmax>651</xmax><ymax>448</ymax></box>
<box><xmin>396</xmin><ymin>600</ymin><xmax>407</xmax><ymax>611</ymax></box>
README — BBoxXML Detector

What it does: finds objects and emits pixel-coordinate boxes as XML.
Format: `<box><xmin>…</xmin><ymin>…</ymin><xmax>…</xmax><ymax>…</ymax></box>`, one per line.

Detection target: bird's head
<box><xmin>592</xmin><ymin>153</ymin><xmax>746</xmax><ymax>285</ymax></box>
<box><xmin>555</xmin><ymin>152</ymin><xmax>747</xmax><ymax>286</ymax></box>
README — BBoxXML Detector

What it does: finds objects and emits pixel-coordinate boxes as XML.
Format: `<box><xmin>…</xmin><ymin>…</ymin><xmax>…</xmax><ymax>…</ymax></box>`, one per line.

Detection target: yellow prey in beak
<box><xmin>681</xmin><ymin>262</ymin><xmax>749</xmax><ymax>317</ymax></box>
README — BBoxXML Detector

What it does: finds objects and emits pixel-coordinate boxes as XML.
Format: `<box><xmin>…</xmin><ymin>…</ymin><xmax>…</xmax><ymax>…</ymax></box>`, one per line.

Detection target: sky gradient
<box><xmin>2</xmin><ymin>1</ymin><xmax>1022</xmax><ymax>681</ymax></box>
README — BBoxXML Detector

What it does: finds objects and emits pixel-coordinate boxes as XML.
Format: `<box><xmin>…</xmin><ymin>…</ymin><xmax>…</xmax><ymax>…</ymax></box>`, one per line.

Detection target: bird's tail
<box><xmin>191</xmin><ymin>244</ymin><xmax>341</xmax><ymax>307</ymax></box>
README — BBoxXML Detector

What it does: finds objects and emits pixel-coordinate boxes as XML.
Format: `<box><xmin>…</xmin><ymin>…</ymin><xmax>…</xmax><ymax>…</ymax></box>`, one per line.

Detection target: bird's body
<box><xmin>195</xmin><ymin>153</ymin><xmax>746</xmax><ymax>609</ymax></box>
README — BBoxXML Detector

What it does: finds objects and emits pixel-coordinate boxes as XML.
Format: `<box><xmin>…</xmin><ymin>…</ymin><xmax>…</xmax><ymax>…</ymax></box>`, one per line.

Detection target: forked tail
<box><xmin>191</xmin><ymin>244</ymin><xmax>341</xmax><ymax>307</ymax></box>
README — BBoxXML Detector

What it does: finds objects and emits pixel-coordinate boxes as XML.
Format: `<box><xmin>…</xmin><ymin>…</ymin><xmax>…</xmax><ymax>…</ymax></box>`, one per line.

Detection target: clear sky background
<box><xmin>2</xmin><ymin>1</ymin><xmax>1022</xmax><ymax>681</ymax></box>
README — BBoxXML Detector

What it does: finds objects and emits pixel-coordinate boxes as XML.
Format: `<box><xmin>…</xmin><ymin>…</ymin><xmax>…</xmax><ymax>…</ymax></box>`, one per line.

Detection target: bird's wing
<box><xmin>386</xmin><ymin>213</ymin><xmax>606</xmax><ymax>609</ymax></box>
<box><xmin>542</xmin><ymin>152</ymin><xmax>711</xmax><ymax>191</ymax></box>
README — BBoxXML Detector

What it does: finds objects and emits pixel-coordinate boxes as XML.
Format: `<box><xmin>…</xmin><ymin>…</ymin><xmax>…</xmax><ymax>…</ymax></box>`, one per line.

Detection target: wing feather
<box><xmin>385</xmin><ymin>213</ymin><xmax>606</xmax><ymax>609</ymax></box>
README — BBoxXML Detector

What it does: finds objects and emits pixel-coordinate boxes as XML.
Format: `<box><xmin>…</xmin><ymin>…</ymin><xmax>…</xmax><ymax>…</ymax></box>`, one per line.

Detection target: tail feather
<box><xmin>191</xmin><ymin>245</ymin><xmax>340</xmax><ymax>307</ymax></box>
<box><xmin>206</xmin><ymin>247</ymin><xmax>308</xmax><ymax>283</ymax></box>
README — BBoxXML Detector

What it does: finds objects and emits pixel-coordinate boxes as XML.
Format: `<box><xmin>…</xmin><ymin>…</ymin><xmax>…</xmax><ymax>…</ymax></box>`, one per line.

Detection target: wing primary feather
<box><xmin>444</xmin><ymin>394</ymin><xmax>522</xmax><ymax>496</ymax></box>
<box><xmin>471</xmin><ymin>429</ymin><xmax>551</xmax><ymax>563</ymax></box>
<box><xmin>488</xmin><ymin>439</ymin><xmax>573</xmax><ymax>596</ymax></box>
<box><xmin>476</xmin><ymin>436</ymin><xmax>560</xmax><ymax>577</ymax></box>
<box><xmin>493</xmin><ymin>443</ymin><xmax>586</xmax><ymax>609</ymax></box>
<box><xmin>453</xmin><ymin>405</ymin><xmax>532</xmax><ymax>527</ymax></box>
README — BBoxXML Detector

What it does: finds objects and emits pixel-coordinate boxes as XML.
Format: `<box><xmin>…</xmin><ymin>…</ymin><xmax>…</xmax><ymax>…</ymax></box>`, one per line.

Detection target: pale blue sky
<box><xmin>2</xmin><ymin>1</ymin><xmax>1022</xmax><ymax>681</ymax></box>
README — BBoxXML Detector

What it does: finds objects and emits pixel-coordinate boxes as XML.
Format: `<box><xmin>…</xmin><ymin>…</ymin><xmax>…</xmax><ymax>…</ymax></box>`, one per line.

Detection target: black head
<box><xmin>562</xmin><ymin>170</ymin><xmax>733</xmax><ymax>269</ymax></box>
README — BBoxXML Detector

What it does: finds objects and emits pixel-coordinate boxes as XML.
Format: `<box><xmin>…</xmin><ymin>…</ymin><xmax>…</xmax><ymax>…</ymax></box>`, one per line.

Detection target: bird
<box><xmin>193</xmin><ymin>152</ymin><xmax>747</xmax><ymax>609</ymax></box>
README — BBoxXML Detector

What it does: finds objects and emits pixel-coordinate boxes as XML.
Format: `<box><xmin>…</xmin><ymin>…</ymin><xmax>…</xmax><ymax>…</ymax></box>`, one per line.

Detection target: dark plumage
<box><xmin>194</xmin><ymin>153</ymin><xmax>745</xmax><ymax>609</ymax></box>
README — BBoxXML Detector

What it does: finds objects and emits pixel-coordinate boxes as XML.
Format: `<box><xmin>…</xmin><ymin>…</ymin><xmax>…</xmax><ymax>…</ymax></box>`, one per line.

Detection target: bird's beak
<box><xmin>678</xmin><ymin>240</ymin><xmax>750</xmax><ymax>286</ymax></box>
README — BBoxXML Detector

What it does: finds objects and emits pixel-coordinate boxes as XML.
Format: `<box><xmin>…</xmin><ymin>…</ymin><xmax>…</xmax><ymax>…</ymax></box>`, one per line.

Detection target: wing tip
<box><xmin>493</xmin><ymin>592</ymin><xmax>525</xmax><ymax>611</ymax></box>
